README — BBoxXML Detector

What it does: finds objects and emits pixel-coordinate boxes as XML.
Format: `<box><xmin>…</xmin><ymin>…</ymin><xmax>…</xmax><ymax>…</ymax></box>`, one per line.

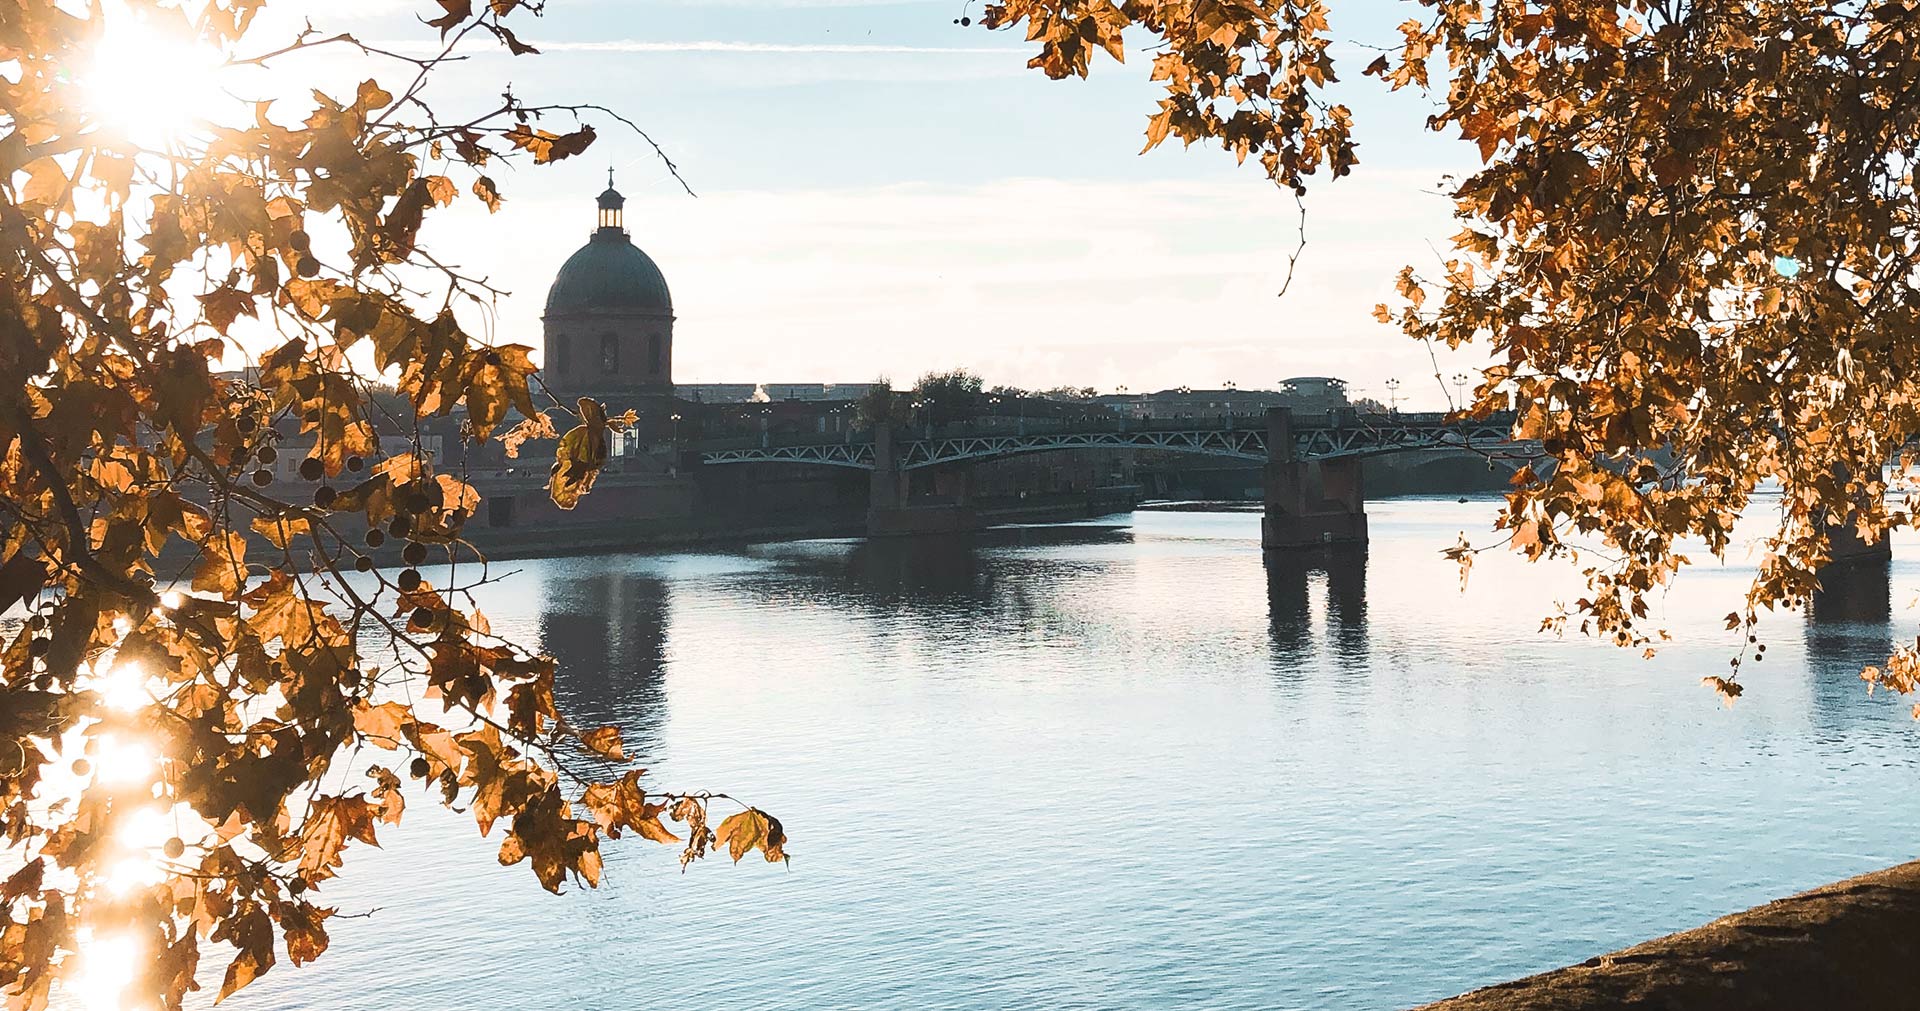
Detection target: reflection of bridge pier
<box><xmin>1262</xmin><ymin>408</ymin><xmax>1367</xmax><ymax>550</ymax></box>
<box><xmin>1806</xmin><ymin>554</ymin><xmax>1894</xmax><ymax>728</ymax></box>
<box><xmin>1266</xmin><ymin>544</ymin><xmax>1369</xmax><ymax>666</ymax></box>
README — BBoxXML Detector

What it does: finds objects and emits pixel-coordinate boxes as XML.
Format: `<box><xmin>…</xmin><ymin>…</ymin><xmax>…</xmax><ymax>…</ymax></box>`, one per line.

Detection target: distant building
<box><xmin>1095</xmin><ymin>379</ymin><xmax>1349</xmax><ymax>420</ymax></box>
<box><xmin>541</xmin><ymin>175</ymin><xmax>676</xmax><ymax>402</ymax></box>
<box><xmin>677</xmin><ymin>382</ymin><xmax>883</xmax><ymax>404</ymax></box>
<box><xmin>1278</xmin><ymin>376</ymin><xmax>1350</xmax><ymax>415</ymax></box>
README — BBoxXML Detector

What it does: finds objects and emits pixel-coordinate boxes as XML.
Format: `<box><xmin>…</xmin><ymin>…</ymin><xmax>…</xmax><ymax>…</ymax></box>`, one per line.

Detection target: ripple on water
<box><xmin>192</xmin><ymin>502</ymin><xmax>1920</xmax><ymax>1011</ymax></box>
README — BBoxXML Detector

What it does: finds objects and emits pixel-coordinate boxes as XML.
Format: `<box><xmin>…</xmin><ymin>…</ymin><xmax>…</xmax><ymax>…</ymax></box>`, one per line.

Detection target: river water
<box><xmin>210</xmin><ymin>499</ymin><xmax>1920</xmax><ymax>1011</ymax></box>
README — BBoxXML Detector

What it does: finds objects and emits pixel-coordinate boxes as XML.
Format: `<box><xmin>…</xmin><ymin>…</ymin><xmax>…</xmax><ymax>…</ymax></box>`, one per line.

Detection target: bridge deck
<box><xmin>691</xmin><ymin>412</ymin><xmax>1521</xmax><ymax>471</ymax></box>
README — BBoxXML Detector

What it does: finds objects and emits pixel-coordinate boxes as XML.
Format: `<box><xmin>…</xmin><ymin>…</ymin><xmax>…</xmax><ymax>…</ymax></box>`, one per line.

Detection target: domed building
<box><xmin>542</xmin><ymin>175</ymin><xmax>675</xmax><ymax>399</ymax></box>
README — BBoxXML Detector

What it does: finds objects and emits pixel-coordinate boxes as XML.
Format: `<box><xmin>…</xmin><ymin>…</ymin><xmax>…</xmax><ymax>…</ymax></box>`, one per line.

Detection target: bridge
<box><xmin>686</xmin><ymin>408</ymin><xmax>1525</xmax><ymax>548</ymax></box>
<box><xmin>694</xmin><ymin>412</ymin><xmax>1516</xmax><ymax>471</ymax></box>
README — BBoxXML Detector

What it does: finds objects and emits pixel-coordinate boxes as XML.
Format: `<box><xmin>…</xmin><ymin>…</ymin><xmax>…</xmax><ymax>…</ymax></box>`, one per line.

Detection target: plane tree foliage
<box><xmin>983</xmin><ymin>0</ymin><xmax>1920</xmax><ymax>700</ymax></box>
<box><xmin>0</xmin><ymin>1</ymin><xmax>784</xmax><ymax>1008</ymax></box>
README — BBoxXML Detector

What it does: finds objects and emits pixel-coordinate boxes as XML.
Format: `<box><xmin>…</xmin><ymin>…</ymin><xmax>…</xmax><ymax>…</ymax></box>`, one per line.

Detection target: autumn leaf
<box><xmin>279</xmin><ymin>901</ymin><xmax>334</xmax><ymax>966</ymax></box>
<box><xmin>0</xmin><ymin>552</ymin><xmax>48</xmax><ymax>614</ymax></box>
<box><xmin>1</xmin><ymin>858</ymin><xmax>43</xmax><ymax>902</ymax></box>
<box><xmin>714</xmin><ymin>808</ymin><xmax>788</xmax><ymax>864</ymax></box>
<box><xmin>580</xmin><ymin>726</ymin><xmax>623</xmax><ymax>761</ymax></box>
<box><xmin>352</xmin><ymin>700</ymin><xmax>412</xmax><ymax>747</ymax></box>
<box><xmin>547</xmin><ymin>398</ymin><xmax>609</xmax><ymax>509</ymax></box>
<box><xmin>198</xmin><ymin>285</ymin><xmax>258</xmax><ymax>335</ymax></box>
<box><xmin>193</xmin><ymin>531</ymin><xmax>248</xmax><ymax>596</ymax></box>
<box><xmin>504</xmin><ymin>123</ymin><xmax>597</xmax><ymax>164</ymax></box>
<box><xmin>472</xmin><ymin>175</ymin><xmax>503</xmax><ymax>212</ymax></box>
<box><xmin>423</xmin><ymin>174</ymin><xmax>458</xmax><ymax>206</ymax></box>
<box><xmin>427</xmin><ymin>0</ymin><xmax>472</xmax><ymax>37</ymax></box>
<box><xmin>298</xmin><ymin>795</ymin><xmax>381</xmax><ymax>882</ymax></box>
<box><xmin>580</xmin><ymin>771</ymin><xmax>678</xmax><ymax>843</ymax></box>
<box><xmin>250</xmin><ymin>513</ymin><xmax>311</xmax><ymax>550</ymax></box>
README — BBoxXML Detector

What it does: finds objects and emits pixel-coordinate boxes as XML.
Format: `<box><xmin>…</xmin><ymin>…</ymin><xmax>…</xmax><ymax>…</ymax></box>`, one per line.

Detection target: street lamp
<box><xmin>1384</xmin><ymin>378</ymin><xmax>1403</xmax><ymax>414</ymax></box>
<box><xmin>669</xmin><ymin>412</ymin><xmax>682</xmax><ymax>443</ymax></box>
<box><xmin>1451</xmin><ymin>373</ymin><xmax>1468</xmax><ymax>406</ymax></box>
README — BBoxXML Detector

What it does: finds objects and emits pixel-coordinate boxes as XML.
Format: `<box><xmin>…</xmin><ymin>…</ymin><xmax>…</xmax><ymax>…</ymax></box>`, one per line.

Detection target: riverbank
<box><xmin>1415</xmin><ymin>859</ymin><xmax>1920</xmax><ymax>1010</ymax></box>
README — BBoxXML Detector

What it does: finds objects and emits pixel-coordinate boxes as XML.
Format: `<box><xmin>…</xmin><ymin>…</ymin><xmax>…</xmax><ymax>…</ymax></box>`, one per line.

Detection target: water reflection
<box><xmin>1804</xmin><ymin>558</ymin><xmax>1895</xmax><ymax>726</ymax></box>
<box><xmin>1265</xmin><ymin>545</ymin><xmax>1368</xmax><ymax>670</ymax></box>
<box><xmin>840</xmin><ymin>536</ymin><xmax>990</xmax><ymax>602</ymax></box>
<box><xmin>540</xmin><ymin>571</ymin><xmax>672</xmax><ymax>760</ymax></box>
<box><xmin>761</xmin><ymin>524</ymin><xmax>1135</xmax><ymax>611</ymax></box>
<box><xmin>207</xmin><ymin>505</ymin><xmax>1920</xmax><ymax>1011</ymax></box>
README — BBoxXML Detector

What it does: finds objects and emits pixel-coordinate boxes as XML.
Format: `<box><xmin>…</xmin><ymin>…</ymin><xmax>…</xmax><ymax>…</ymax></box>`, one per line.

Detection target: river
<box><xmin>210</xmin><ymin>498</ymin><xmax>1920</xmax><ymax>1011</ymax></box>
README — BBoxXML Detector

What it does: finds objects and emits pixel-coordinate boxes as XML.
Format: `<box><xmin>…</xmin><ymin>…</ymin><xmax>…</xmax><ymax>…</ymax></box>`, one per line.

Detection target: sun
<box><xmin>79</xmin><ymin>3</ymin><xmax>229</xmax><ymax>147</ymax></box>
<box><xmin>63</xmin><ymin>931</ymin><xmax>143</xmax><ymax>1011</ymax></box>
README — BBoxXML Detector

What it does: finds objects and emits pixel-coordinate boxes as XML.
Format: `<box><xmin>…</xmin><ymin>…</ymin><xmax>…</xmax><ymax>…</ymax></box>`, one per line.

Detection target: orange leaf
<box><xmin>580</xmin><ymin>726</ymin><xmax>623</xmax><ymax>761</ymax></box>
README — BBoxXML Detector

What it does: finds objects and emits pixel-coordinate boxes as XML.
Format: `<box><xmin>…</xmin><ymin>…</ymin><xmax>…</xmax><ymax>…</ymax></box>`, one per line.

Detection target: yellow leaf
<box><xmin>580</xmin><ymin>725</ymin><xmax>623</xmax><ymax>761</ymax></box>
<box><xmin>250</xmin><ymin>514</ymin><xmax>311</xmax><ymax>550</ymax></box>
<box><xmin>193</xmin><ymin>531</ymin><xmax>247</xmax><ymax>596</ymax></box>
<box><xmin>714</xmin><ymin>808</ymin><xmax>788</xmax><ymax>864</ymax></box>
<box><xmin>547</xmin><ymin>398</ymin><xmax>608</xmax><ymax>509</ymax></box>
<box><xmin>435</xmin><ymin>473</ymin><xmax>480</xmax><ymax>514</ymax></box>
<box><xmin>352</xmin><ymin>700</ymin><xmax>411</xmax><ymax>747</ymax></box>
<box><xmin>423</xmin><ymin>174</ymin><xmax>458</xmax><ymax>206</ymax></box>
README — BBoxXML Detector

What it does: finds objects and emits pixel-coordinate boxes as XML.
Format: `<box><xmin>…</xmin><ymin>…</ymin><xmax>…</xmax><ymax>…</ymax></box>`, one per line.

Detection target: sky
<box><xmin>234</xmin><ymin>0</ymin><xmax>1492</xmax><ymax>409</ymax></box>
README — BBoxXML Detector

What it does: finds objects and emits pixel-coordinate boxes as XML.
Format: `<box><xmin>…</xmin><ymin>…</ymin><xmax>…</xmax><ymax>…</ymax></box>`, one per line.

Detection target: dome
<box><xmin>544</xmin><ymin>176</ymin><xmax>672</xmax><ymax>316</ymax></box>
<box><xmin>544</xmin><ymin>232</ymin><xmax>673</xmax><ymax>316</ymax></box>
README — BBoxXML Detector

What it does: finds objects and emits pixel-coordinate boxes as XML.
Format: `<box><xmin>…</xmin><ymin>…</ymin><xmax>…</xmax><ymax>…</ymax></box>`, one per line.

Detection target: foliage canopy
<box><xmin>0</xmin><ymin>2</ymin><xmax>783</xmax><ymax>1008</ymax></box>
<box><xmin>984</xmin><ymin>0</ymin><xmax>1920</xmax><ymax>700</ymax></box>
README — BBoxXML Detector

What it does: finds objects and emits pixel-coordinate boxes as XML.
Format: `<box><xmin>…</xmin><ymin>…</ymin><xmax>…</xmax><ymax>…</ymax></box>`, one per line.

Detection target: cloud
<box><xmin>428</xmin><ymin>172</ymin><xmax>1486</xmax><ymax>407</ymax></box>
<box><xmin>361</xmin><ymin>37</ymin><xmax>1026</xmax><ymax>57</ymax></box>
<box><xmin>527</xmin><ymin>40</ymin><xmax>1028</xmax><ymax>55</ymax></box>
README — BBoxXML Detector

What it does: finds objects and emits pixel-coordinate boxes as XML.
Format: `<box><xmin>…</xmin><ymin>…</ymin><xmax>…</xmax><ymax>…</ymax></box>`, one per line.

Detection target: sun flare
<box><xmin>80</xmin><ymin>4</ymin><xmax>228</xmax><ymax>146</ymax></box>
<box><xmin>63</xmin><ymin>931</ymin><xmax>142</xmax><ymax>1011</ymax></box>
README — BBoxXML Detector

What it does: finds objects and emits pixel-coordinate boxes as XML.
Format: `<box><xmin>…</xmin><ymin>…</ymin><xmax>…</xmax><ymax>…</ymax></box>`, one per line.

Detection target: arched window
<box><xmin>550</xmin><ymin>334</ymin><xmax>569</xmax><ymax>375</ymax></box>
<box><xmin>600</xmin><ymin>333</ymin><xmax>619</xmax><ymax>374</ymax></box>
<box><xmin>649</xmin><ymin>333</ymin><xmax>662</xmax><ymax>375</ymax></box>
